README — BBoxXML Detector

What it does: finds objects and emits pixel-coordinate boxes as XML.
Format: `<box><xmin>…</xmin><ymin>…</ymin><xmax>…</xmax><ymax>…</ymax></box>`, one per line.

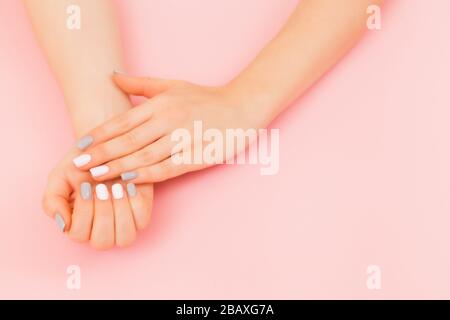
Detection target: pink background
<box><xmin>1</xmin><ymin>0</ymin><xmax>449</xmax><ymax>299</ymax></box>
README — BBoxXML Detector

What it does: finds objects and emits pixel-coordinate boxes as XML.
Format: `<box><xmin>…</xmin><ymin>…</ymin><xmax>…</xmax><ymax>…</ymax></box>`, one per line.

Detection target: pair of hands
<box><xmin>43</xmin><ymin>73</ymin><xmax>261</xmax><ymax>249</ymax></box>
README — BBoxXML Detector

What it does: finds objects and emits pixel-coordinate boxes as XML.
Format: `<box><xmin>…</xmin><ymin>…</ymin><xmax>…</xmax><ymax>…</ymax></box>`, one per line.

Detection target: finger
<box><xmin>68</xmin><ymin>182</ymin><xmax>94</xmax><ymax>243</ymax></box>
<box><xmin>126</xmin><ymin>183</ymin><xmax>153</xmax><ymax>231</ymax></box>
<box><xmin>74</xmin><ymin>103</ymin><xmax>153</xmax><ymax>152</ymax></box>
<box><xmin>111</xmin><ymin>183</ymin><xmax>137</xmax><ymax>247</ymax></box>
<box><xmin>113</xmin><ymin>72</ymin><xmax>179</xmax><ymax>98</ymax></box>
<box><xmin>42</xmin><ymin>171</ymin><xmax>72</xmax><ymax>233</ymax></box>
<box><xmin>126</xmin><ymin>155</ymin><xmax>207</xmax><ymax>183</ymax></box>
<box><xmin>82</xmin><ymin>121</ymin><xmax>168</xmax><ymax>179</ymax></box>
<box><xmin>91</xmin><ymin>135</ymin><xmax>175</xmax><ymax>182</ymax></box>
<box><xmin>89</xmin><ymin>184</ymin><xmax>115</xmax><ymax>250</ymax></box>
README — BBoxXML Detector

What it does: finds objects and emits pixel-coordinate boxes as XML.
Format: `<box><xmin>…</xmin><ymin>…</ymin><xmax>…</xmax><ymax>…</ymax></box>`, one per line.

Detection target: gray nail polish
<box><xmin>121</xmin><ymin>171</ymin><xmax>138</xmax><ymax>181</ymax></box>
<box><xmin>77</xmin><ymin>135</ymin><xmax>94</xmax><ymax>150</ymax></box>
<box><xmin>55</xmin><ymin>213</ymin><xmax>65</xmax><ymax>232</ymax></box>
<box><xmin>127</xmin><ymin>183</ymin><xmax>137</xmax><ymax>197</ymax></box>
<box><xmin>81</xmin><ymin>182</ymin><xmax>92</xmax><ymax>200</ymax></box>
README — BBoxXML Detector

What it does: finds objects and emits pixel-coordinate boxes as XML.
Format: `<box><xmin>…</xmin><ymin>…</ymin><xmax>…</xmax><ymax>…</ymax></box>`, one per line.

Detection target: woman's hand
<box><xmin>71</xmin><ymin>73</ymin><xmax>266</xmax><ymax>183</ymax></box>
<box><xmin>43</xmin><ymin>148</ymin><xmax>153</xmax><ymax>250</ymax></box>
<box><xmin>70</xmin><ymin>0</ymin><xmax>382</xmax><ymax>184</ymax></box>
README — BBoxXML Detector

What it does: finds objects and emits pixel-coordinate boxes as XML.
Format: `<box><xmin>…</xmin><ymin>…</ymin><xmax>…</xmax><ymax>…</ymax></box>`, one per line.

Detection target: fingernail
<box><xmin>55</xmin><ymin>213</ymin><xmax>65</xmax><ymax>232</ymax></box>
<box><xmin>73</xmin><ymin>154</ymin><xmax>91</xmax><ymax>167</ymax></box>
<box><xmin>95</xmin><ymin>184</ymin><xmax>109</xmax><ymax>200</ymax></box>
<box><xmin>112</xmin><ymin>183</ymin><xmax>124</xmax><ymax>200</ymax></box>
<box><xmin>127</xmin><ymin>183</ymin><xmax>137</xmax><ymax>198</ymax></box>
<box><xmin>121</xmin><ymin>171</ymin><xmax>138</xmax><ymax>181</ymax></box>
<box><xmin>80</xmin><ymin>182</ymin><xmax>92</xmax><ymax>200</ymax></box>
<box><xmin>77</xmin><ymin>135</ymin><xmax>94</xmax><ymax>150</ymax></box>
<box><xmin>90</xmin><ymin>165</ymin><xmax>109</xmax><ymax>177</ymax></box>
<box><xmin>113</xmin><ymin>70</ymin><xmax>127</xmax><ymax>75</ymax></box>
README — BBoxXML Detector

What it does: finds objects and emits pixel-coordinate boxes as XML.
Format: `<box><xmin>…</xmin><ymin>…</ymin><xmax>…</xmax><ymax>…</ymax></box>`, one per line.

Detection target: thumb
<box><xmin>112</xmin><ymin>71</ymin><xmax>178</xmax><ymax>98</ymax></box>
<box><xmin>42</xmin><ymin>171</ymin><xmax>72</xmax><ymax>233</ymax></box>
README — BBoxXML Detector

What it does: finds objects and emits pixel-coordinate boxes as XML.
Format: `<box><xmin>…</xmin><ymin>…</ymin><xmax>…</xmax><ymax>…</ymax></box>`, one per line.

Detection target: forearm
<box><xmin>229</xmin><ymin>0</ymin><xmax>383</xmax><ymax>127</ymax></box>
<box><xmin>24</xmin><ymin>0</ymin><xmax>130</xmax><ymax>137</ymax></box>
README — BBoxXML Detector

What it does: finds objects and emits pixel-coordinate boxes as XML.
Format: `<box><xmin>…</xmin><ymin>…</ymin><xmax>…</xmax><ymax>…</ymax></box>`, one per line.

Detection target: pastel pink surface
<box><xmin>1</xmin><ymin>0</ymin><xmax>449</xmax><ymax>299</ymax></box>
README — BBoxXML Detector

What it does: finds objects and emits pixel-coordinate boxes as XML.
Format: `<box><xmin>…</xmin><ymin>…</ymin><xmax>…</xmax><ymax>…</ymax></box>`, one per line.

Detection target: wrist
<box><xmin>223</xmin><ymin>78</ymin><xmax>279</xmax><ymax>129</ymax></box>
<box><xmin>65</xmin><ymin>86</ymin><xmax>132</xmax><ymax>138</ymax></box>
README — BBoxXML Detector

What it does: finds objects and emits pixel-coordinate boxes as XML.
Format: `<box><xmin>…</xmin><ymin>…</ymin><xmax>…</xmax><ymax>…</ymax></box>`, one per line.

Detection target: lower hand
<box><xmin>43</xmin><ymin>148</ymin><xmax>153</xmax><ymax>250</ymax></box>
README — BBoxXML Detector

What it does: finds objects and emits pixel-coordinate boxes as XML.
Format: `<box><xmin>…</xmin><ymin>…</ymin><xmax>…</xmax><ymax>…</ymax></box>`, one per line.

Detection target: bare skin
<box><xmin>24</xmin><ymin>0</ymin><xmax>153</xmax><ymax>249</ymax></box>
<box><xmin>25</xmin><ymin>0</ymin><xmax>382</xmax><ymax>249</ymax></box>
<box><xmin>73</xmin><ymin>0</ymin><xmax>384</xmax><ymax>184</ymax></box>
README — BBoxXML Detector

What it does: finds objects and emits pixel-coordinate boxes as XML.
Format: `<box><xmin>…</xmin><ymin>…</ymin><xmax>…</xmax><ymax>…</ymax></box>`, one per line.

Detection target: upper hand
<box><xmin>71</xmin><ymin>73</ymin><xmax>261</xmax><ymax>183</ymax></box>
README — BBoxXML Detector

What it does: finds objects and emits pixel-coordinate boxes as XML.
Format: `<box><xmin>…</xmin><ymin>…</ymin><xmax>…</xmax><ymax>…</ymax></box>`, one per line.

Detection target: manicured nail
<box><xmin>121</xmin><ymin>171</ymin><xmax>138</xmax><ymax>181</ymax></box>
<box><xmin>127</xmin><ymin>183</ymin><xmax>137</xmax><ymax>198</ymax></box>
<box><xmin>80</xmin><ymin>182</ymin><xmax>92</xmax><ymax>200</ymax></box>
<box><xmin>73</xmin><ymin>154</ymin><xmax>91</xmax><ymax>167</ymax></box>
<box><xmin>90</xmin><ymin>165</ymin><xmax>109</xmax><ymax>177</ymax></box>
<box><xmin>55</xmin><ymin>213</ymin><xmax>65</xmax><ymax>232</ymax></box>
<box><xmin>77</xmin><ymin>135</ymin><xmax>94</xmax><ymax>150</ymax></box>
<box><xmin>95</xmin><ymin>184</ymin><xmax>109</xmax><ymax>200</ymax></box>
<box><xmin>112</xmin><ymin>183</ymin><xmax>124</xmax><ymax>200</ymax></box>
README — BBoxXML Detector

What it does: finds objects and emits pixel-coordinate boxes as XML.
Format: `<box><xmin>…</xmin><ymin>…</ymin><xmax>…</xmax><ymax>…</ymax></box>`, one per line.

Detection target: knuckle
<box><xmin>151</xmin><ymin>164</ymin><xmax>172</xmax><ymax>181</ymax></box>
<box><xmin>93</xmin><ymin>125</ymin><xmax>108</xmax><ymax>139</ymax></box>
<box><xmin>112</xmin><ymin>115</ymin><xmax>131</xmax><ymax>132</ymax></box>
<box><xmin>93</xmin><ymin>144</ymin><xmax>110</xmax><ymax>160</ymax></box>
<box><xmin>123</xmin><ymin>131</ymin><xmax>140</xmax><ymax>146</ymax></box>
<box><xmin>153</xmin><ymin>91</ymin><xmax>169</xmax><ymax>101</ymax></box>
<box><xmin>109</xmin><ymin>160</ymin><xmax>123</xmax><ymax>173</ymax></box>
<box><xmin>165</xmin><ymin>105</ymin><xmax>188</xmax><ymax>124</ymax></box>
<box><xmin>151</xmin><ymin>94</ymin><xmax>171</xmax><ymax>110</ymax></box>
<box><xmin>138</xmin><ymin>148</ymin><xmax>153</xmax><ymax>163</ymax></box>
